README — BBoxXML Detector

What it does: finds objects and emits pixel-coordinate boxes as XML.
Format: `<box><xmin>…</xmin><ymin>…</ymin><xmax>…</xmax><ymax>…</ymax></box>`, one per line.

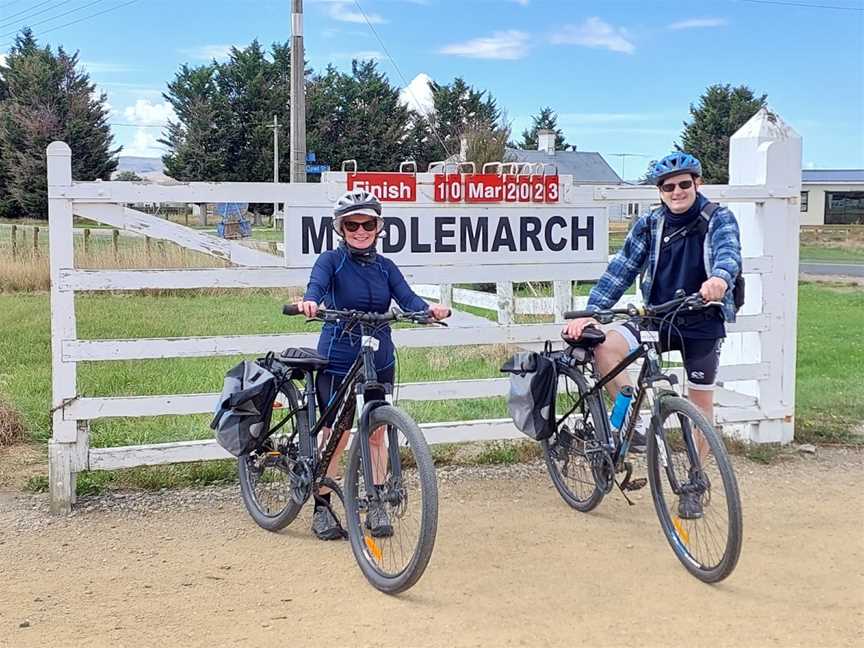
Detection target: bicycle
<box><xmin>237</xmin><ymin>305</ymin><xmax>446</xmax><ymax>594</ymax></box>
<box><xmin>542</xmin><ymin>292</ymin><xmax>743</xmax><ymax>583</ymax></box>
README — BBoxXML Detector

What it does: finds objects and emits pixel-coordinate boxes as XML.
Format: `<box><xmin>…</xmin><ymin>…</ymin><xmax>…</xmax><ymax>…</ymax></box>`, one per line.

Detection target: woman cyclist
<box><xmin>296</xmin><ymin>188</ymin><xmax>449</xmax><ymax>540</ymax></box>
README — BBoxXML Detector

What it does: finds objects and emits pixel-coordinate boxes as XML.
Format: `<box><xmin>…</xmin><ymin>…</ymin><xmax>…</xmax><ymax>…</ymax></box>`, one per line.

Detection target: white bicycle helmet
<box><xmin>332</xmin><ymin>188</ymin><xmax>383</xmax><ymax>234</ymax></box>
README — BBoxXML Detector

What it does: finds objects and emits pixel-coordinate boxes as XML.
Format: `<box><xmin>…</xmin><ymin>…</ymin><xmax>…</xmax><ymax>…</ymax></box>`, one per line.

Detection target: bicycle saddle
<box><xmin>279</xmin><ymin>347</ymin><xmax>330</xmax><ymax>369</ymax></box>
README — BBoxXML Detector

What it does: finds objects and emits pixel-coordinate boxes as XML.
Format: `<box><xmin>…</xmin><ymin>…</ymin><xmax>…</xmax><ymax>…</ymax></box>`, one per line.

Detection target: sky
<box><xmin>0</xmin><ymin>0</ymin><xmax>862</xmax><ymax>179</ymax></box>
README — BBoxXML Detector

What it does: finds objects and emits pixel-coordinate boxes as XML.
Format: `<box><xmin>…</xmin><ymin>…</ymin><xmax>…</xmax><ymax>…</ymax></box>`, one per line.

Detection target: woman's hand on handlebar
<box><xmin>298</xmin><ymin>300</ymin><xmax>319</xmax><ymax>318</ymax></box>
<box><xmin>428</xmin><ymin>304</ymin><xmax>451</xmax><ymax>321</ymax></box>
<box><xmin>563</xmin><ymin>316</ymin><xmax>595</xmax><ymax>340</ymax></box>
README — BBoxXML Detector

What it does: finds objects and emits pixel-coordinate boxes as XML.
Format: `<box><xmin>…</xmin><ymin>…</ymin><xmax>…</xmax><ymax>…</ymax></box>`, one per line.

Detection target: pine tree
<box><xmin>0</xmin><ymin>29</ymin><xmax>118</xmax><ymax>218</ymax></box>
<box><xmin>518</xmin><ymin>107</ymin><xmax>567</xmax><ymax>151</ymax></box>
<box><xmin>678</xmin><ymin>84</ymin><xmax>767</xmax><ymax>184</ymax></box>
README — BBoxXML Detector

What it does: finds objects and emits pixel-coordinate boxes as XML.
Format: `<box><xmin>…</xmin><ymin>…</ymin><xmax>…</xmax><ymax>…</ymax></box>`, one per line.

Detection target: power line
<box><xmin>1</xmin><ymin>0</ymin><xmax>58</xmax><ymax>23</ymax></box>
<box><xmin>1</xmin><ymin>0</ymin><xmax>108</xmax><ymax>40</ymax></box>
<box><xmin>351</xmin><ymin>0</ymin><xmax>453</xmax><ymax>160</ymax></box>
<box><xmin>0</xmin><ymin>0</ymin><xmax>78</xmax><ymax>31</ymax></box>
<box><xmin>740</xmin><ymin>0</ymin><xmax>863</xmax><ymax>10</ymax></box>
<box><xmin>0</xmin><ymin>0</ymin><xmax>136</xmax><ymax>49</ymax></box>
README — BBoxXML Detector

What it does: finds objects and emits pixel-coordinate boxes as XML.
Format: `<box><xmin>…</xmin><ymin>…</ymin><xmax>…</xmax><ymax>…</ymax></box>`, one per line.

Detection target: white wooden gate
<box><xmin>46</xmin><ymin>108</ymin><xmax>801</xmax><ymax>513</ymax></box>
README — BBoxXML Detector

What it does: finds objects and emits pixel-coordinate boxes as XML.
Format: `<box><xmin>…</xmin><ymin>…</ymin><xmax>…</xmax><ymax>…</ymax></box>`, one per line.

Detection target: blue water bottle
<box><xmin>610</xmin><ymin>386</ymin><xmax>634</xmax><ymax>430</ymax></box>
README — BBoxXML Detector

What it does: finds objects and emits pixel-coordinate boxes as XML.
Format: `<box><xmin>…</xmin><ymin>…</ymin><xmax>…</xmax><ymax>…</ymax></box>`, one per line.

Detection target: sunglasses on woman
<box><xmin>660</xmin><ymin>179</ymin><xmax>694</xmax><ymax>193</ymax></box>
<box><xmin>342</xmin><ymin>220</ymin><xmax>379</xmax><ymax>232</ymax></box>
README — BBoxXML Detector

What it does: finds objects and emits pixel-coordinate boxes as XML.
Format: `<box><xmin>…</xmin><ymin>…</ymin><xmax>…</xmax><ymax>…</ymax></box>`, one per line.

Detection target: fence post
<box><xmin>145</xmin><ymin>235</ymin><xmax>152</xmax><ymax>261</ymax></box>
<box><xmin>46</xmin><ymin>141</ymin><xmax>79</xmax><ymax>514</ymax></box>
<box><xmin>83</xmin><ymin>227</ymin><xmax>90</xmax><ymax>254</ymax></box>
<box><xmin>729</xmin><ymin>109</ymin><xmax>801</xmax><ymax>444</ymax></box>
<box><xmin>496</xmin><ymin>282</ymin><xmax>514</xmax><ymax>324</ymax></box>
<box><xmin>11</xmin><ymin>224</ymin><xmax>16</xmax><ymax>259</ymax></box>
<box><xmin>33</xmin><ymin>226</ymin><xmax>40</xmax><ymax>253</ymax></box>
<box><xmin>112</xmin><ymin>228</ymin><xmax>119</xmax><ymax>259</ymax></box>
<box><xmin>553</xmin><ymin>280</ymin><xmax>571</xmax><ymax>323</ymax></box>
<box><xmin>439</xmin><ymin>284</ymin><xmax>453</xmax><ymax>309</ymax></box>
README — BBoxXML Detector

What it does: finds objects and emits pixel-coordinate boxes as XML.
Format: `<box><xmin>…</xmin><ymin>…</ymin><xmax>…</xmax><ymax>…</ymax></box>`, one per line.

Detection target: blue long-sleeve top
<box><xmin>303</xmin><ymin>246</ymin><xmax>428</xmax><ymax>376</ymax></box>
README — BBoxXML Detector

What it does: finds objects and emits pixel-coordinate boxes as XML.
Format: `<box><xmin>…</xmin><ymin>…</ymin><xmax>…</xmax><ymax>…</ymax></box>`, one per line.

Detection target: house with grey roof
<box><xmin>505</xmin><ymin>130</ymin><xmax>623</xmax><ymax>185</ymax></box>
<box><xmin>801</xmin><ymin>169</ymin><xmax>864</xmax><ymax>225</ymax></box>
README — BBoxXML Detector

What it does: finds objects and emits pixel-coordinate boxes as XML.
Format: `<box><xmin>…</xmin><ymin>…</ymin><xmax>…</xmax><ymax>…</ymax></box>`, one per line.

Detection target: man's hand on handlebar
<box><xmin>699</xmin><ymin>277</ymin><xmax>728</xmax><ymax>302</ymax></box>
<box><xmin>563</xmin><ymin>316</ymin><xmax>596</xmax><ymax>340</ymax></box>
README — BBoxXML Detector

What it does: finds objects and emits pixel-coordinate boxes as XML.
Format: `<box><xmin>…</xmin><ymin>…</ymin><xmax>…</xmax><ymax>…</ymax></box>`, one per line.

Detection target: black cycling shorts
<box><xmin>613</xmin><ymin>322</ymin><xmax>722</xmax><ymax>390</ymax></box>
<box><xmin>315</xmin><ymin>365</ymin><xmax>395</xmax><ymax>427</ymax></box>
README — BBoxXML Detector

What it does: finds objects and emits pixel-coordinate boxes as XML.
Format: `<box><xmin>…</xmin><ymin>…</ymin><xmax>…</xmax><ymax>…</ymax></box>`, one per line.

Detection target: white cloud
<box><xmin>440</xmin><ymin>30</ymin><xmax>530</xmax><ymax>60</ymax></box>
<box><xmin>123</xmin><ymin>99</ymin><xmax>177</xmax><ymax>125</ymax></box>
<box><xmin>549</xmin><ymin>17</ymin><xmax>635</xmax><ymax>54</ymax></box>
<box><xmin>182</xmin><ymin>44</ymin><xmax>236</xmax><ymax>61</ymax></box>
<box><xmin>328</xmin><ymin>2</ymin><xmax>387</xmax><ymax>24</ymax></box>
<box><xmin>668</xmin><ymin>18</ymin><xmax>728</xmax><ymax>30</ymax></box>
<box><xmin>513</xmin><ymin>0</ymin><xmax>530</xmax><ymax>5</ymax></box>
<box><xmin>399</xmin><ymin>73</ymin><xmax>434</xmax><ymax>116</ymax></box>
<box><xmin>120</xmin><ymin>128</ymin><xmax>166</xmax><ymax>157</ymax></box>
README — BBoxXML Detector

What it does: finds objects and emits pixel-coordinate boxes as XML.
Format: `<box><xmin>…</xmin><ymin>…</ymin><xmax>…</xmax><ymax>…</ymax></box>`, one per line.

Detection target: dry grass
<box><xmin>427</xmin><ymin>343</ymin><xmax>515</xmax><ymax>372</ymax></box>
<box><xmin>0</xmin><ymin>399</ymin><xmax>26</xmax><ymax>447</ymax></box>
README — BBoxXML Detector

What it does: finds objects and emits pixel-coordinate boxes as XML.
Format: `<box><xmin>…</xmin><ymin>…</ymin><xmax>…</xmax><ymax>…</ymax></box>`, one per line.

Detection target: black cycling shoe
<box><xmin>365</xmin><ymin>501</ymin><xmax>393</xmax><ymax>538</ymax></box>
<box><xmin>312</xmin><ymin>507</ymin><xmax>345</xmax><ymax>540</ymax></box>
<box><xmin>677</xmin><ymin>490</ymin><xmax>704</xmax><ymax>520</ymax></box>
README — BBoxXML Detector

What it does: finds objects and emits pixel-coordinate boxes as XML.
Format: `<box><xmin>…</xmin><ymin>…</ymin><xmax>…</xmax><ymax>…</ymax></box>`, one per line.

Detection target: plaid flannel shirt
<box><xmin>587</xmin><ymin>193</ymin><xmax>743</xmax><ymax>323</ymax></box>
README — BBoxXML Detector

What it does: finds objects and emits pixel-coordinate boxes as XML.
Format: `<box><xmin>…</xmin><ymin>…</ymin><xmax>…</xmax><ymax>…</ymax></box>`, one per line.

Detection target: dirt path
<box><xmin>1</xmin><ymin>449</ymin><xmax>862</xmax><ymax>648</ymax></box>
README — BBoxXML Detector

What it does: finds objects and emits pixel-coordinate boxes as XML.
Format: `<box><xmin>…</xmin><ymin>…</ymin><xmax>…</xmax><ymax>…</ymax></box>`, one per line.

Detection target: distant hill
<box><xmin>115</xmin><ymin>156</ymin><xmax>165</xmax><ymax>175</ymax></box>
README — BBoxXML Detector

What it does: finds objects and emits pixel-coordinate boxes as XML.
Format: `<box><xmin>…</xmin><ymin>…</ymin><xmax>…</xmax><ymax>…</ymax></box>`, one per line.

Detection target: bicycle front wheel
<box><xmin>647</xmin><ymin>396</ymin><xmax>743</xmax><ymax>583</ymax></box>
<box><xmin>344</xmin><ymin>405</ymin><xmax>438</xmax><ymax>594</ymax></box>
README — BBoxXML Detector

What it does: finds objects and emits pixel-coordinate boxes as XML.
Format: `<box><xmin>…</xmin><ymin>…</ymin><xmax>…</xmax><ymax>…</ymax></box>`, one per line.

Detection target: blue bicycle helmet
<box><xmin>648</xmin><ymin>152</ymin><xmax>702</xmax><ymax>185</ymax></box>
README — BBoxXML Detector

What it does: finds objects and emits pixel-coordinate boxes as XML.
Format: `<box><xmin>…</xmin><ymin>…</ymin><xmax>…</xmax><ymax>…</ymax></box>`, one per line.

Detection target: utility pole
<box><xmin>290</xmin><ymin>0</ymin><xmax>307</xmax><ymax>183</ymax></box>
<box><xmin>268</xmin><ymin>115</ymin><xmax>280</xmax><ymax>227</ymax></box>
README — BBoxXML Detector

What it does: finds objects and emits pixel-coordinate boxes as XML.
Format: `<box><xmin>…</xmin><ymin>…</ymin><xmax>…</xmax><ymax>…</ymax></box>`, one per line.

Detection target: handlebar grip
<box><xmin>282</xmin><ymin>303</ymin><xmax>301</xmax><ymax>316</ymax></box>
<box><xmin>563</xmin><ymin>310</ymin><xmax>595</xmax><ymax>320</ymax></box>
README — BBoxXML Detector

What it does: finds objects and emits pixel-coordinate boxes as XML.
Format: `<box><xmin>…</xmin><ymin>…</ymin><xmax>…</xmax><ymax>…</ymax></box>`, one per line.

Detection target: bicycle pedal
<box><xmin>622</xmin><ymin>478</ymin><xmax>647</xmax><ymax>491</ymax></box>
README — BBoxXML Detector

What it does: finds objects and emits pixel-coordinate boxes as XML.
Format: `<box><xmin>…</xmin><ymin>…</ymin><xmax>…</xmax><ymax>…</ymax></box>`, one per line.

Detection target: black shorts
<box><xmin>315</xmin><ymin>365</ymin><xmax>395</xmax><ymax>427</ymax></box>
<box><xmin>614</xmin><ymin>323</ymin><xmax>722</xmax><ymax>390</ymax></box>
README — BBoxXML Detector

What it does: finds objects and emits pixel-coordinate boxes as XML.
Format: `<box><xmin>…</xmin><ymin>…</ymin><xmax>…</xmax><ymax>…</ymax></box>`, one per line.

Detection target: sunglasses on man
<box><xmin>660</xmin><ymin>179</ymin><xmax>694</xmax><ymax>193</ymax></box>
<box><xmin>342</xmin><ymin>220</ymin><xmax>379</xmax><ymax>232</ymax></box>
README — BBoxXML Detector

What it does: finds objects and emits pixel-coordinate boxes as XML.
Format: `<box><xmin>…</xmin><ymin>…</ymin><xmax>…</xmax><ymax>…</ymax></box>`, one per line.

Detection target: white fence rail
<box><xmin>46</xmin><ymin>109</ymin><xmax>802</xmax><ymax>513</ymax></box>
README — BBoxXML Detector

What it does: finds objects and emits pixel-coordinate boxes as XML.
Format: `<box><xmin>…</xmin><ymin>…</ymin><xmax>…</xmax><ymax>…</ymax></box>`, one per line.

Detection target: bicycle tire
<box><xmin>238</xmin><ymin>380</ymin><xmax>307</xmax><ymax>531</ymax></box>
<box><xmin>542</xmin><ymin>365</ymin><xmax>605</xmax><ymax>512</ymax></box>
<box><xmin>647</xmin><ymin>395</ymin><xmax>743</xmax><ymax>583</ymax></box>
<box><xmin>343</xmin><ymin>405</ymin><xmax>438</xmax><ymax>594</ymax></box>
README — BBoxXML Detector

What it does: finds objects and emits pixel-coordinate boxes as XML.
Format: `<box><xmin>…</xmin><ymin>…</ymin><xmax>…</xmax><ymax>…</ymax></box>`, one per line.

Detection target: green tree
<box><xmin>0</xmin><ymin>29</ymin><xmax>117</xmax><ymax>218</ymax></box>
<box><xmin>161</xmin><ymin>40</ymin><xmax>292</xmax><ymax>183</ymax></box>
<box><xmin>678</xmin><ymin>84</ymin><xmax>767</xmax><ymax>184</ymax></box>
<box><xmin>518</xmin><ymin>107</ymin><xmax>568</xmax><ymax>151</ymax></box>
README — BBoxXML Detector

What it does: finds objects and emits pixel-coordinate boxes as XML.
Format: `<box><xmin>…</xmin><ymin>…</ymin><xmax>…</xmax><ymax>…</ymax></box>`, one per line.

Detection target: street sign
<box><xmin>305</xmin><ymin>163</ymin><xmax>330</xmax><ymax>174</ymax></box>
<box><xmin>306</xmin><ymin>152</ymin><xmax>316</xmax><ymax>162</ymax></box>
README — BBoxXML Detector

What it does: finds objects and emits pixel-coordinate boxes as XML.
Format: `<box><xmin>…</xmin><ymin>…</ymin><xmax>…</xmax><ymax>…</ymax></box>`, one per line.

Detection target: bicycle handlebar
<box><xmin>282</xmin><ymin>304</ymin><xmax>450</xmax><ymax>326</ymax></box>
<box><xmin>563</xmin><ymin>292</ymin><xmax>721</xmax><ymax>322</ymax></box>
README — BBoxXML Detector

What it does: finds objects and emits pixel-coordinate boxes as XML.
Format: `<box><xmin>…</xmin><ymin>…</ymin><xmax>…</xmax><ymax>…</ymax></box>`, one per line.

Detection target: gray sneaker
<box><xmin>312</xmin><ymin>507</ymin><xmax>344</xmax><ymax>540</ymax></box>
<box><xmin>365</xmin><ymin>500</ymin><xmax>393</xmax><ymax>538</ymax></box>
<box><xmin>677</xmin><ymin>490</ymin><xmax>704</xmax><ymax>520</ymax></box>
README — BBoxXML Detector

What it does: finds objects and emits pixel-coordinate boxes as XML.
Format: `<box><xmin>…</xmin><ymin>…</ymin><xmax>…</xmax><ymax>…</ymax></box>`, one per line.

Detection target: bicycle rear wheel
<box><xmin>542</xmin><ymin>365</ymin><xmax>605</xmax><ymax>512</ymax></box>
<box><xmin>238</xmin><ymin>380</ymin><xmax>307</xmax><ymax>531</ymax></box>
<box><xmin>344</xmin><ymin>405</ymin><xmax>438</xmax><ymax>594</ymax></box>
<box><xmin>647</xmin><ymin>396</ymin><xmax>743</xmax><ymax>583</ymax></box>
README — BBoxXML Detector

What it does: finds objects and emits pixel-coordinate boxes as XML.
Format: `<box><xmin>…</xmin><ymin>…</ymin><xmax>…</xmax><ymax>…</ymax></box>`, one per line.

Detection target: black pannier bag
<box><xmin>211</xmin><ymin>359</ymin><xmax>279</xmax><ymax>456</ymax></box>
<box><xmin>500</xmin><ymin>347</ymin><xmax>557</xmax><ymax>441</ymax></box>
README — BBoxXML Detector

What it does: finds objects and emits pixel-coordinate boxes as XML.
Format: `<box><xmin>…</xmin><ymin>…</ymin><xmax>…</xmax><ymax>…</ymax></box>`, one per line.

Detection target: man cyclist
<box><xmin>563</xmin><ymin>151</ymin><xmax>742</xmax><ymax>456</ymax></box>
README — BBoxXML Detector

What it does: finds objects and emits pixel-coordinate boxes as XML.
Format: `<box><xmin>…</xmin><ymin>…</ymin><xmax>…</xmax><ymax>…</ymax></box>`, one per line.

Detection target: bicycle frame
<box><xmin>271</xmin><ymin>320</ymin><xmax>401</xmax><ymax>501</ymax></box>
<box><xmin>557</xmin><ymin>328</ymin><xmax>703</xmax><ymax>480</ymax></box>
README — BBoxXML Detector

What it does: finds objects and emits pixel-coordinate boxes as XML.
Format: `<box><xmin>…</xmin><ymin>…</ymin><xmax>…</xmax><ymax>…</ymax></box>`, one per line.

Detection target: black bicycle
<box><xmin>543</xmin><ymin>292</ymin><xmax>742</xmax><ymax>583</ymax></box>
<box><xmin>237</xmin><ymin>305</ymin><xmax>444</xmax><ymax>594</ymax></box>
